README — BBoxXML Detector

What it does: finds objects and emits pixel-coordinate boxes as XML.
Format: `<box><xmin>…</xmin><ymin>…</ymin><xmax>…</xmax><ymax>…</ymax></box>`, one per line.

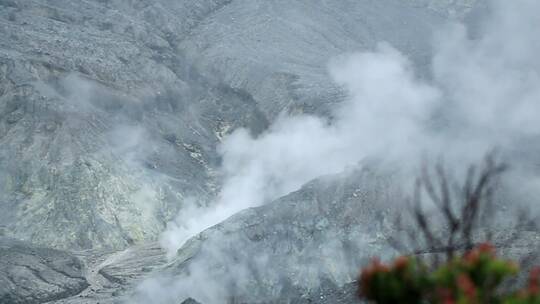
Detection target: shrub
<box><xmin>359</xmin><ymin>243</ymin><xmax>540</xmax><ymax>303</ymax></box>
<box><xmin>359</xmin><ymin>154</ymin><xmax>539</xmax><ymax>303</ymax></box>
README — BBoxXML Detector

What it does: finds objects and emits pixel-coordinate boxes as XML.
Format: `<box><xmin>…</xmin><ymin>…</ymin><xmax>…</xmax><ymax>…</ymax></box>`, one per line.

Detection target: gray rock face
<box><xmin>155</xmin><ymin>171</ymin><xmax>540</xmax><ymax>304</ymax></box>
<box><xmin>52</xmin><ymin>243</ymin><xmax>167</xmax><ymax>304</ymax></box>
<box><xmin>0</xmin><ymin>237</ymin><xmax>88</xmax><ymax>304</ymax></box>
<box><xmin>137</xmin><ymin>169</ymin><xmax>400</xmax><ymax>304</ymax></box>
<box><xmin>0</xmin><ymin>0</ymin><xmax>489</xmax><ymax>303</ymax></box>
<box><xmin>0</xmin><ymin>0</ymin><xmax>267</xmax><ymax>250</ymax></box>
<box><xmin>178</xmin><ymin>0</ymin><xmax>447</xmax><ymax>120</ymax></box>
<box><xmin>0</xmin><ymin>0</ymin><xmax>472</xmax><ymax>251</ymax></box>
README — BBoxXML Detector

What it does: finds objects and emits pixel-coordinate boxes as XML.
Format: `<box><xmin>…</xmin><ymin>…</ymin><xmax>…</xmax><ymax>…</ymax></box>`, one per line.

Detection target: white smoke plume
<box><xmin>160</xmin><ymin>0</ymin><xmax>540</xmax><ymax>259</ymax></box>
<box><xmin>159</xmin><ymin>43</ymin><xmax>440</xmax><ymax>257</ymax></box>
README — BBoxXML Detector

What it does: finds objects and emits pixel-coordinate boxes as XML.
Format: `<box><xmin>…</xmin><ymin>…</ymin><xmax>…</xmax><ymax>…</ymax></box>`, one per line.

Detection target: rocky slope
<box><xmin>0</xmin><ymin>0</ymin><xmax>475</xmax><ymax>251</ymax></box>
<box><xmin>0</xmin><ymin>238</ymin><xmax>88</xmax><ymax>304</ymax></box>
<box><xmin>133</xmin><ymin>167</ymin><xmax>540</xmax><ymax>304</ymax></box>
<box><xmin>0</xmin><ymin>0</ymin><xmax>492</xmax><ymax>303</ymax></box>
<box><xmin>50</xmin><ymin>243</ymin><xmax>166</xmax><ymax>304</ymax></box>
<box><xmin>0</xmin><ymin>0</ymin><xmax>268</xmax><ymax>250</ymax></box>
<box><xmin>151</xmin><ymin>168</ymin><xmax>400</xmax><ymax>304</ymax></box>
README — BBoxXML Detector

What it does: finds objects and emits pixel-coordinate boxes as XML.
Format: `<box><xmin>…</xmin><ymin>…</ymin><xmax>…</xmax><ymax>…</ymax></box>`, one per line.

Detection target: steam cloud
<box><xmin>160</xmin><ymin>0</ymin><xmax>540</xmax><ymax>260</ymax></box>
<box><xmin>159</xmin><ymin>44</ymin><xmax>441</xmax><ymax>257</ymax></box>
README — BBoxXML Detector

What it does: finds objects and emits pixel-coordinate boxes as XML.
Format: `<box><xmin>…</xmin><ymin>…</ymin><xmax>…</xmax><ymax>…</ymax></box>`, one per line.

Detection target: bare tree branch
<box><xmin>398</xmin><ymin>152</ymin><xmax>508</xmax><ymax>266</ymax></box>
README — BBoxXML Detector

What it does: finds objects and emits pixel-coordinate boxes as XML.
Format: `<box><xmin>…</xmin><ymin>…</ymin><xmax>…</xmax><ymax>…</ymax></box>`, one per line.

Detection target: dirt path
<box><xmin>47</xmin><ymin>243</ymin><xmax>166</xmax><ymax>304</ymax></box>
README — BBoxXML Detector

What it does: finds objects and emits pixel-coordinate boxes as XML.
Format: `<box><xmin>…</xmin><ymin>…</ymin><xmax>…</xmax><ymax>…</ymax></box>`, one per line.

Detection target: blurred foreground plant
<box><xmin>359</xmin><ymin>243</ymin><xmax>540</xmax><ymax>303</ymax></box>
<box><xmin>360</xmin><ymin>153</ymin><xmax>540</xmax><ymax>303</ymax></box>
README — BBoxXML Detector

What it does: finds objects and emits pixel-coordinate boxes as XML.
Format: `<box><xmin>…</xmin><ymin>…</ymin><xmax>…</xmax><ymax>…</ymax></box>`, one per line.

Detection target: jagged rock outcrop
<box><xmin>132</xmin><ymin>168</ymin><xmax>400</xmax><ymax>304</ymax></box>
<box><xmin>0</xmin><ymin>237</ymin><xmax>88</xmax><ymax>304</ymax></box>
<box><xmin>151</xmin><ymin>169</ymin><xmax>540</xmax><ymax>304</ymax></box>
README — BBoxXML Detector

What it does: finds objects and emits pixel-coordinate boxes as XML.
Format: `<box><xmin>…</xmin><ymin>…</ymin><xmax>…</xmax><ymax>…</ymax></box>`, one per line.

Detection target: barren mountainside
<box><xmin>0</xmin><ymin>0</ymin><xmax>474</xmax><ymax>250</ymax></box>
<box><xmin>10</xmin><ymin>1</ymin><xmax>538</xmax><ymax>304</ymax></box>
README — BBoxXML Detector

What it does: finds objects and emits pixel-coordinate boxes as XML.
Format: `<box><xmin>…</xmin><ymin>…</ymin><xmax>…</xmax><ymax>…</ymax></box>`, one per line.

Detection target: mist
<box><xmin>160</xmin><ymin>43</ymin><xmax>441</xmax><ymax>256</ymax></box>
<box><xmin>159</xmin><ymin>0</ymin><xmax>540</xmax><ymax>260</ymax></box>
<box><xmin>3</xmin><ymin>0</ymin><xmax>539</xmax><ymax>303</ymax></box>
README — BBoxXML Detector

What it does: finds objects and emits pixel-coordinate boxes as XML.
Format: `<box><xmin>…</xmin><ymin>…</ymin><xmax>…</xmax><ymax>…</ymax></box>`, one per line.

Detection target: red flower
<box><xmin>393</xmin><ymin>256</ymin><xmax>409</xmax><ymax>271</ymax></box>
<box><xmin>457</xmin><ymin>274</ymin><xmax>477</xmax><ymax>300</ymax></box>
<box><xmin>476</xmin><ymin>243</ymin><xmax>495</xmax><ymax>255</ymax></box>
<box><xmin>464</xmin><ymin>243</ymin><xmax>495</xmax><ymax>265</ymax></box>
<box><xmin>528</xmin><ymin>267</ymin><xmax>540</xmax><ymax>295</ymax></box>
<box><xmin>359</xmin><ymin>258</ymin><xmax>389</xmax><ymax>298</ymax></box>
